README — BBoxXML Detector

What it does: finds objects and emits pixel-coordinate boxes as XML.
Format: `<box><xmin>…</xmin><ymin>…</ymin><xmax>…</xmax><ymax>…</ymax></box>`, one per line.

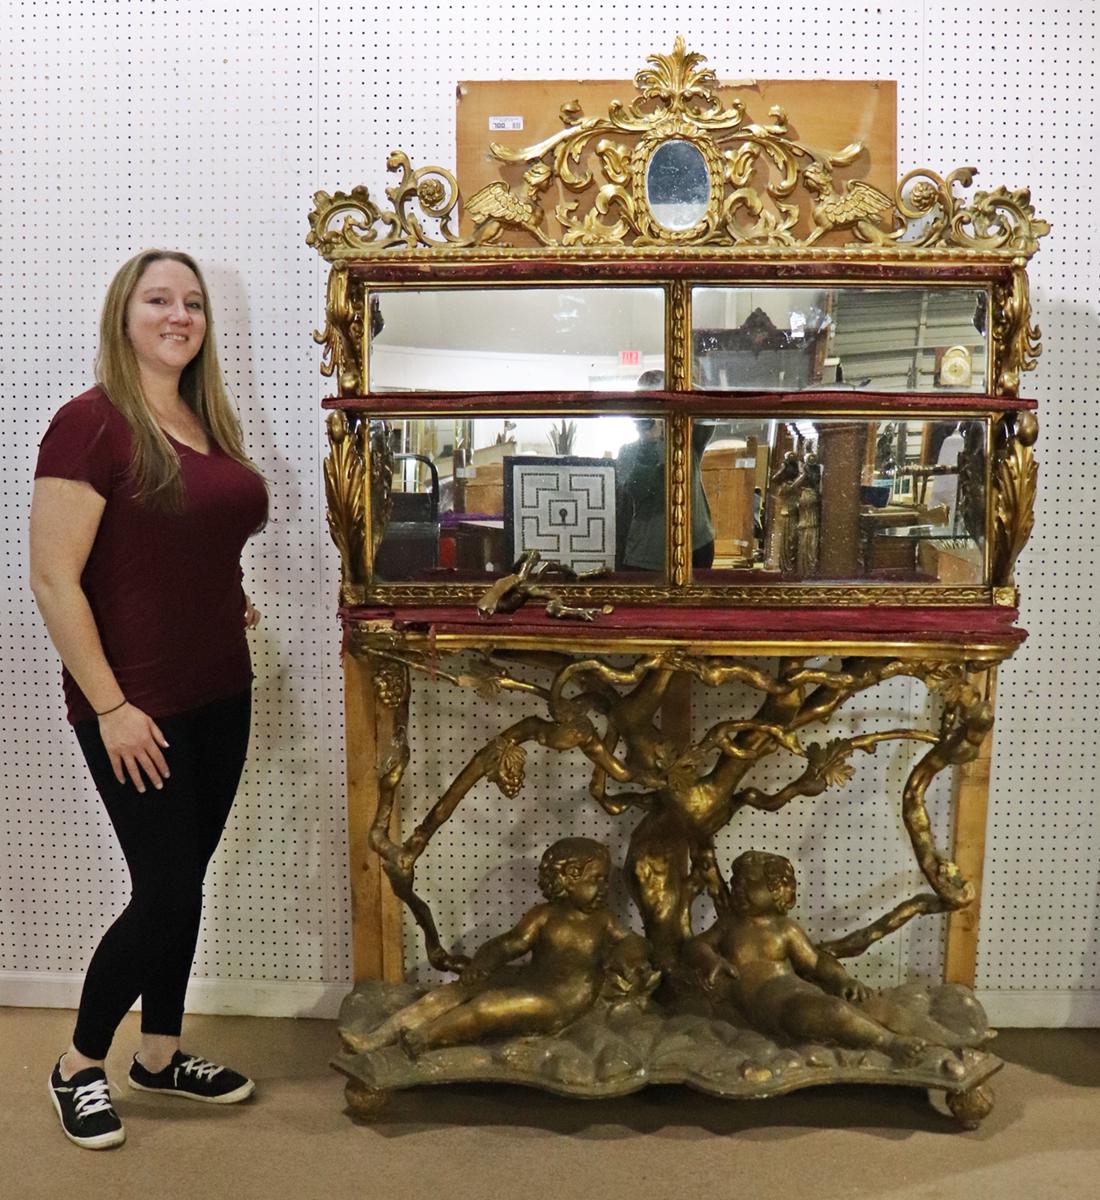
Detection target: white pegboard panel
<box><xmin>0</xmin><ymin>2</ymin><xmax>352</xmax><ymax>997</ymax></box>
<box><xmin>322</xmin><ymin>2</ymin><xmax>927</xmax><ymax>205</ymax></box>
<box><xmin>920</xmin><ymin>1</ymin><xmax>1100</xmax><ymax>995</ymax></box>
<box><xmin>402</xmin><ymin>664</ymin><xmax>951</xmax><ymax>993</ymax></box>
<box><xmin>1</xmin><ymin>2</ymin><xmax>1095</xmax><ymax>1020</ymax></box>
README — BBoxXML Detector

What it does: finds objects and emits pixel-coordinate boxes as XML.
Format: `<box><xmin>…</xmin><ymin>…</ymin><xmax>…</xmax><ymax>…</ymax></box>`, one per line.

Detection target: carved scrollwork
<box><xmin>313</xmin><ymin>266</ymin><xmax>363</xmax><ymax>396</ymax></box>
<box><xmin>306</xmin><ymin>40</ymin><xmax>1048</xmax><ymax>257</ymax></box>
<box><xmin>307</xmin><ymin>157</ymin><xmax>472</xmax><ymax>256</ymax></box>
<box><xmin>492</xmin><ymin>38</ymin><xmax>889</xmax><ymax>249</ymax></box>
<box><xmin>306</xmin><ymin>185</ymin><xmax>399</xmax><ymax>256</ymax></box>
<box><xmin>896</xmin><ymin>167</ymin><xmax>1050</xmax><ymax>254</ymax></box>
<box><xmin>324</xmin><ymin>411</ymin><xmax>368</xmax><ymax>604</ymax></box>
<box><xmin>991</xmin><ymin>411</ymin><xmax>1039</xmax><ymax>587</ymax></box>
<box><xmin>993</xmin><ymin>269</ymin><xmax>1043</xmax><ymax>395</ymax></box>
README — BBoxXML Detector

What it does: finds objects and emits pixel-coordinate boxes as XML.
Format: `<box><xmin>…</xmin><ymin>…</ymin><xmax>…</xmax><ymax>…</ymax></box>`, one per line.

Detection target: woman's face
<box><xmin>125</xmin><ymin>258</ymin><xmax>206</xmax><ymax>383</ymax></box>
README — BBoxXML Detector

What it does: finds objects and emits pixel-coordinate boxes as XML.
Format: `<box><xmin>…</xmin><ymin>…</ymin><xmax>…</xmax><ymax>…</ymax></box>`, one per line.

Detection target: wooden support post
<box><xmin>343</xmin><ymin>650</ymin><xmax>405</xmax><ymax>983</ymax></box>
<box><xmin>944</xmin><ymin>669</ymin><xmax>998</xmax><ymax>987</ymax></box>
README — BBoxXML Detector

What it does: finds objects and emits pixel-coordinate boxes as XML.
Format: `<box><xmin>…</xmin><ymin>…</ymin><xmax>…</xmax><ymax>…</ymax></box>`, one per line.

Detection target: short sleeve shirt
<box><xmin>35</xmin><ymin>386</ymin><xmax>269</xmax><ymax>722</ymax></box>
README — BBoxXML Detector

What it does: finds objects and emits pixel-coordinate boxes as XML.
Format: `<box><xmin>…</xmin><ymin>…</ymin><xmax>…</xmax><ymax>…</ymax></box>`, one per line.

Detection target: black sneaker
<box><xmin>128</xmin><ymin>1051</ymin><xmax>255</xmax><ymax>1104</ymax></box>
<box><xmin>49</xmin><ymin>1058</ymin><xmax>126</xmax><ymax>1149</ymax></box>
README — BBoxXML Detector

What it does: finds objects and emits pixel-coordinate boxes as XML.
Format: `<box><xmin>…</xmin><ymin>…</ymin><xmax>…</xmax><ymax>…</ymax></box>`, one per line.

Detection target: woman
<box><xmin>29</xmin><ymin>250</ymin><xmax>269</xmax><ymax>1149</ymax></box>
<box><xmin>616</xmin><ymin>370</ymin><xmax>715</xmax><ymax>572</ymax></box>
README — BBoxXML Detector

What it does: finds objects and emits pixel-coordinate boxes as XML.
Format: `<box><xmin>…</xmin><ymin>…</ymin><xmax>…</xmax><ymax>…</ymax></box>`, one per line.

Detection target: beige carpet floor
<box><xmin>2</xmin><ymin>1007</ymin><xmax>1098</xmax><ymax>1200</ymax></box>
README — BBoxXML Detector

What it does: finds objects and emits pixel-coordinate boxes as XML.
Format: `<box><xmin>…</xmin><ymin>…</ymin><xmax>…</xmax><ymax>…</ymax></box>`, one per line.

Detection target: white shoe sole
<box><xmin>49</xmin><ymin>1082</ymin><xmax>126</xmax><ymax>1149</ymax></box>
<box><xmin>128</xmin><ymin>1076</ymin><xmax>255</xmax><ymax>1104</ymax></box>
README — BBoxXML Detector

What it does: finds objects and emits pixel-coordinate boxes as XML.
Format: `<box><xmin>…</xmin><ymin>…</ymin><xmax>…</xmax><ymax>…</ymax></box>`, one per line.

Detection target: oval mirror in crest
<box><xmin>645</xmin><ymin>139</ymin><xmax>711</xmax><ymax>231</ymax></box>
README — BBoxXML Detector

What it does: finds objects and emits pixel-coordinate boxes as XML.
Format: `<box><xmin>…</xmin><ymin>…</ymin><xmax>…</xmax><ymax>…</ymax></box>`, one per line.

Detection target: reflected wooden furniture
<box><xmin>701</xmin><ymin>441</ymin><xmax>756</xmax><ymax>564</ymax></box>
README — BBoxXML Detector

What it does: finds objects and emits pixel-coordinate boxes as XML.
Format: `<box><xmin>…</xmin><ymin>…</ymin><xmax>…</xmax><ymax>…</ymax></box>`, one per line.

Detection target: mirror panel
<box><xmin>372</xmin><ymin>415</ymin><xmax>668</xmax><ymax>582</ymax></box>
<box><xmin>692</xmin><ymin>286</ymin><xmax>989</xmax><ymax>393</ymax></box>
<box><xmin>645</xmin><ymin>139</ymin><xmax>711</xmax><ymax>230</ymax></box>
<box><xmin>694</xmin><ymin>416</ymin><xmax>988</xmax><ymax>584</ymax></box>
<box><xmin>369</xmin><ymin>287</ymin><xmax>665</xmax><ymax>393</ymax></box>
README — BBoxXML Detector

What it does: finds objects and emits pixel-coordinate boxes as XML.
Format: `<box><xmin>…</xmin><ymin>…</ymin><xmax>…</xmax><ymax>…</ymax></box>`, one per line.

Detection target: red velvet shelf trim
<box><xmin>322</xmin><ymin>390</ymin><xmax>1036</xmax><ymax>414</ymax></box>
<box><xmin>340</xmin><ymin>604</ymin><xmax>1025</xmax><ymax>645</ymax></box>
<box><xmin>347</xmin><ymin>259</ymin><xmax>1016</xmax><ymax>285</ymax></box>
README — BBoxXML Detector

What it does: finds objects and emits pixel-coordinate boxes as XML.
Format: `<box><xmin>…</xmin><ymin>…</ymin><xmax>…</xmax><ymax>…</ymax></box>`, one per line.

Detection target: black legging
<box><xmin>71</xmin><ymin>689</ymin><xmax>251</xmax><ymax>1060</ymax></box>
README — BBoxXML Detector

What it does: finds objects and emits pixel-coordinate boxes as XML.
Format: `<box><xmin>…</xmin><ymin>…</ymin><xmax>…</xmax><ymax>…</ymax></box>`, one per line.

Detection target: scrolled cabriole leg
<box><xmin>345</xmin><ymin>1078</ymin><xmax>391</xmax><ymax>1122</ymax></box>
<box><xmin>945</xmin><ymin>1083</ymin><xmax>994</xmax><ymax>1130</ymax></box>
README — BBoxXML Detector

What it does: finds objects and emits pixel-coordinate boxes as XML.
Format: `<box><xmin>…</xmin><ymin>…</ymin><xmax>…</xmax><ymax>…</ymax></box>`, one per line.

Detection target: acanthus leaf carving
<box><xmin>308</xmin><ymin>41</ymin><xmax>1045</xmax><ymax>259</ymax></box>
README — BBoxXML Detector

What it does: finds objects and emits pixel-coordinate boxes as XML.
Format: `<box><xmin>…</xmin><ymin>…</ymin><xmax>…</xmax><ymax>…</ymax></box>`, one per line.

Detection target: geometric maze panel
<box><xmin>507</xmin><ymin>457</ymin><xmax>617</xmax><ymax>571</ymax></box>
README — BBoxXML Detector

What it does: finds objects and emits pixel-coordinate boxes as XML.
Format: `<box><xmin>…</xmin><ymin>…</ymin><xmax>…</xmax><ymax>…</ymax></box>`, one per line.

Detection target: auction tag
<box><xmin>488</xmin><ymin>115</ymin><xmax>524</xmax><ymax>132</ymax></box>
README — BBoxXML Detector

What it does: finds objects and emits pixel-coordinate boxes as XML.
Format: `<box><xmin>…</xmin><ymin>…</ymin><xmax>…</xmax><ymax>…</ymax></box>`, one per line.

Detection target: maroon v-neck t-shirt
<box><xmin>35</xmin><ymin>386</ymin><xmax>269</xmax><ymax>723</ymax></box>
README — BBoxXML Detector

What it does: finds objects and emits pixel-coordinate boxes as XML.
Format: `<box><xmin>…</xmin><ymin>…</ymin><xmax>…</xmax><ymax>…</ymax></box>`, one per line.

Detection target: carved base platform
<box><xmin>334</xmin><ymin>981</ymin><xmax>1001</xmax><ymax>1129</ymax></box>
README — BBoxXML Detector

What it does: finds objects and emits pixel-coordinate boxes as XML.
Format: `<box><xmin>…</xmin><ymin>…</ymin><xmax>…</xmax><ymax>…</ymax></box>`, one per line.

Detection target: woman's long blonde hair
<box><xmin>96</xmin><ymin>249</ymin><xmax>264</xmax><ymax>509</ymax></box>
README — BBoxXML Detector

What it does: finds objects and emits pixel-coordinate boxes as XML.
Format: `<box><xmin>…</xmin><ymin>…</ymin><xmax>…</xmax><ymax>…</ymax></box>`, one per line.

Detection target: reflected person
<box><xmin>616</xmin><ymin>370</ymin><xmax>714</xmax><ymax>571</ymax></box>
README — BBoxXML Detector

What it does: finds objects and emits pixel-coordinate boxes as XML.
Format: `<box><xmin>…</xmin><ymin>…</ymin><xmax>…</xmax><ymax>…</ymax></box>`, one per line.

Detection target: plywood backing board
<box><xmin>457</xmin><ymin>79</ymin><xmax>896</xmax><ymax>245</ymax></box>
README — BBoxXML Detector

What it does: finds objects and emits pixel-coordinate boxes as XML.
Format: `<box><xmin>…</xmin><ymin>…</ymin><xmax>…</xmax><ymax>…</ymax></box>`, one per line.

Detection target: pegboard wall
<box><xmin>1</xmin><ymin>1</ymin><xmax>1096</xmax><ymax>1026</ymax></box>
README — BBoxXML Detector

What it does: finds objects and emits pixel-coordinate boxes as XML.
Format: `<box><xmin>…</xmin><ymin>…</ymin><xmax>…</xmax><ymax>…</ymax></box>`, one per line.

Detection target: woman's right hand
<box><xmin>98</xmin><ymin>703</ymin><xmax>171</xmax><ymax>793</ymax></box>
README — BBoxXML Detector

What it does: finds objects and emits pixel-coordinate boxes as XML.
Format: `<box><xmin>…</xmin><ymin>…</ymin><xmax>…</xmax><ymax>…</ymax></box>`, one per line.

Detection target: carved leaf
<box><xmin>488</xmin><ymin>741</ymin><xmax>527</xmax><ymax>798</ymax></box>
<box><xmin>807</xmin><ymin>740</ymin><xmax>855</xmax><ymax>789</ymax></box>
<box><xmin>829</xmin><ymin>141</ymin><xmax>864</xmax><ymax>167</ymax></box>
<box><xmin>820</xmin><ymin>757</ymin><xmax>854</xmax><ymax>790</ymax></box>
<box><xmin>993</xmin><ymin>432</ymin><xmax>1038</xmax><ymax>585</ymax></box>
<box><xmin>595</xmin><ymin>139</ymin><xmax>631</xmax><ymax>185</ymax></box>
<box><xmin>453</xmin><ymin>660</ymin><xmax>506</xmax><ymax>699</ymax></box>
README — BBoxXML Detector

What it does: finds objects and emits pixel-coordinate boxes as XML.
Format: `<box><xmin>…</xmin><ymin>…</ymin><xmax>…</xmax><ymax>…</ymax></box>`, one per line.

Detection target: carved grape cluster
<box><xmin>487</xmin><ymin>739</ymin><xmax>527</xmax><ymax>798</ymax></box>
<box><xmin>374</xmin><ymin>660</ymin><xmax>409</xmax><ymax>708</ymax></box>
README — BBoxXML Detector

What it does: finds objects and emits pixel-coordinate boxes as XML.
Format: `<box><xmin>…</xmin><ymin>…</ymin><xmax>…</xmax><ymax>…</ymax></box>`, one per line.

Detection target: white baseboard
<box><xmin>0</xmin><ymin>972</ymin><xmax>350</xmax><ymax>1020</ymax></box>
<box><xmin>977</xmin><ymin>990</ymin><xmax>1100</xmax><ymax>1027</ymax></box>
<box><xmin>3</xmin><ymin>974</ymin><xmax>1097</xmax><ymax>1028</ymax></box>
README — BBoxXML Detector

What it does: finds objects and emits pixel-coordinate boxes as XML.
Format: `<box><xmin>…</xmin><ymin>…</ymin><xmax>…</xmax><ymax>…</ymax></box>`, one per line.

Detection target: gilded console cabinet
<box><xmin>309</xmin><ymin>40</ymin><xmax>1046</xmax><ymax>1128</ymax></box>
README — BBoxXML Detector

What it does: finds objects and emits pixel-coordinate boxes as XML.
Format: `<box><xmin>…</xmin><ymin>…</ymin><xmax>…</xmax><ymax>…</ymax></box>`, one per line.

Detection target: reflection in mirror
<box><xmin>692</xmin><ymin>287</ymin><xmax>989</xmax><ymax>393</ymax></box>
<box><xmin>695</xmin><ymin>416</ymin><xmax>988</xmax><ymax>584</ymax></box>
<box><xmin>645</xmin><ymin>139</ymin><xmax>711</xmax><ymax>230</ymax></box>
<box><xmin>371</xmin><ymin>416</ymin><xmax>668</xmax><ymax>583</ymax></box>
<box><xmin>369</xmin><ymin>288</ymin><xmax>664</xmax><ymax>393</ymax></box>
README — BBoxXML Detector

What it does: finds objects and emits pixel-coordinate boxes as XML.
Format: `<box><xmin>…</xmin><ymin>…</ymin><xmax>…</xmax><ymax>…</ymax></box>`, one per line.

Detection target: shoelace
<box><xmin>180</xmin><ymin>1055</ymin><xmax>224</xmax><ymax>1082</ymax></box>
<box><xmin>73</xmin><ymin>1077</ymin><xmax>115</xmax><ymax>1120</ymax></box>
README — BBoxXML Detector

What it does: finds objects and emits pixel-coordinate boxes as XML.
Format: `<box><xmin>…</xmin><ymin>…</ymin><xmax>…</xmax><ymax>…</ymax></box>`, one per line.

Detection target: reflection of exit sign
<box><xmin>619</xmin><ymin>350</ymin><xmax>641</xmax><ymax>366</ymax></box>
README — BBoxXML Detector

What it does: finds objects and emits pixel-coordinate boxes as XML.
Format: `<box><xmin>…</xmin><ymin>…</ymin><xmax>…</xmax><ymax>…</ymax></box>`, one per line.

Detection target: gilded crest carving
<box><xmin>307</xmin><ymin>39</ymin><xmax>1048</xmax><ymax>259</ymax></box>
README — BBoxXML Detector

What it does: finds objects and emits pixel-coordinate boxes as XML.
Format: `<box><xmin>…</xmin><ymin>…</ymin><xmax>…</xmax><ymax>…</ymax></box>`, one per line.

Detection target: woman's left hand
<box><xmin>244</xmin><ymin>596</ymin><xmax>261</xmax><ymax>628</ymax></box>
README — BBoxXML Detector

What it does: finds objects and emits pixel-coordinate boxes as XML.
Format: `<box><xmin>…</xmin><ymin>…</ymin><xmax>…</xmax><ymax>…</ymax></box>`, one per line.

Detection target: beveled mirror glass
<box><xmin>372</xmin><ymin>415</ymin><xmax>669</xmax><ymax>582</ymax></box>
<box><xmin>645</xmin><ymin>139</ymin><xmax>711</xmax><ymax>230</ymax></box>
<box><xmin>369</xmin><ymin>288</ymin><xmax>665</xmax><ymax>393</ymax></box>
<box><xmin>692</xmin><ymin>287</ymin><xmax>989</xmax><ymax>393</ymax></box>
<box><xmin>693</xmin><ymin>416</ymin><xmax>988</xmax><ymax>584</ymax></box>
